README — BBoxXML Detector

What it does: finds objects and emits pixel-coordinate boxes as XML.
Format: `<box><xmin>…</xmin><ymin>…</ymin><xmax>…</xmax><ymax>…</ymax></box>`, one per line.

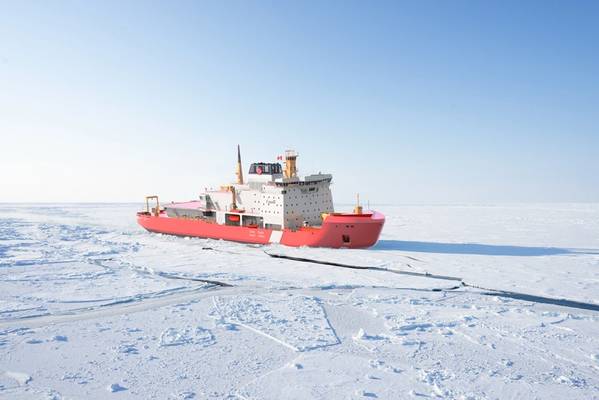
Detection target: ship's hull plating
<box><xmin>137</xmin><ymin>212</ymin><xmax>385</xmax><ymax>248</ymax></box>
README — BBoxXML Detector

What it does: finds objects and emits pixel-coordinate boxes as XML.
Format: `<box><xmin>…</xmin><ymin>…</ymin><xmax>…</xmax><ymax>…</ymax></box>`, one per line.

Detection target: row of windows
<box><xmin>249</xmin><ymin>163</ymin><xmax>282</xmax><ymax>175</ymax></box>
<box><xmin>274</xmin><ymin>179</ymin><xmax>331</xmax><ymax>187</ymax></box>
<box><xmin>285</xmin><ymin>193</ymin><xmax>329</xmax><ymax>198</ymax></box>
<box><xmin>286</xmin><ymin>201</ymin><xmax>331</xmax><ymax>207</ymax></box>
<box><xmin>285</xmin><ymin>199</ymin><xmax>331</xmax><ymax>204</ymax></box>
<box><xmin>263</xmin><ymin>210</ymin><xmax>282</xmax><ymax>214</ymax></box>
<box><xmin>285</xmin><ymin>209</ymin><xmax>324</xmax><ymax>214</ymax></box>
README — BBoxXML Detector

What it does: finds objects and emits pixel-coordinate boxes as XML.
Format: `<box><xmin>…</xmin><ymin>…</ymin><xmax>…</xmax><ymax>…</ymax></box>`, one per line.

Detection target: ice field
<box><xmin>0</xmin><ymin>203</ymin><xmax>598</xmax><ymax>399</ymax></box>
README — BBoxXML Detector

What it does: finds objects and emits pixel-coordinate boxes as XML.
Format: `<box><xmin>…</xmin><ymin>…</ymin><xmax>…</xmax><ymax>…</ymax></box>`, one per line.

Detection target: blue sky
<box><xmin>1</xmin><ymin>1</ymin><xmax>598</xmax><ymax>203</ymax></box>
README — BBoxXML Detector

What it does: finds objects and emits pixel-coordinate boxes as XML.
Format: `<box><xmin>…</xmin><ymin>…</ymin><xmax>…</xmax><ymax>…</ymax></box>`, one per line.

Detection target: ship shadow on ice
<box><xmin>478</xmin><ymin>289</ymin><xmax>599</xmax><ymax>312</ymax></box>
<box><xmin>373</xmin><ymin>240</ymin><xmax>599</xmax><ymax>256</ymax></box>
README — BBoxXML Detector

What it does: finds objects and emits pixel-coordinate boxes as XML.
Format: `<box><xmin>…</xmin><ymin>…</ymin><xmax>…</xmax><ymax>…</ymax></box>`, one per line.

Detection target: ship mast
<box><xmin>236</xmin><ymin>144</ymin><xmax>244</xmax><ymax>184</ymax></box>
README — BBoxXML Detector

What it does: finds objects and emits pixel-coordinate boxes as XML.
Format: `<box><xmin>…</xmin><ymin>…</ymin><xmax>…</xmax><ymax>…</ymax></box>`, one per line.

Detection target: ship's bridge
<box><xmin>246</xmin><ymin>162</ymin><xmax>284</xmax><ymax>185</ymax></box>
<box><xmin>248</xmin><ymin>162</ymin><xmax>282</xmax><ymax>176</ymax></box>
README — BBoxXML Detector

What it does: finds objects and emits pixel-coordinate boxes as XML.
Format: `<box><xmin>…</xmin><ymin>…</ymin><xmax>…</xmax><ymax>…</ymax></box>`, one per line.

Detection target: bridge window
<box><xmin>249</xmin><ymin>163</ymin><xmax>282</xmax><ymax>175</ymax></box>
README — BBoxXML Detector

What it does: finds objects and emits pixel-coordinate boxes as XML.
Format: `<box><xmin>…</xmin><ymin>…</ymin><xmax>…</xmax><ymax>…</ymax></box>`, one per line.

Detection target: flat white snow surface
<box><xmin>0</xmin><ymin>204</ymin><xmax>598</xmax><ymax>399</ymax></box>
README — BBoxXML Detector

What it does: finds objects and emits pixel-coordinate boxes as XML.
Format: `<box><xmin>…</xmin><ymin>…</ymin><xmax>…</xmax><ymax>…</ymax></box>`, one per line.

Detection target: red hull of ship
<box><xmin>137</xmin><ymin>211</ymin><xmax>385</xmax><ymax>249</ymax></box>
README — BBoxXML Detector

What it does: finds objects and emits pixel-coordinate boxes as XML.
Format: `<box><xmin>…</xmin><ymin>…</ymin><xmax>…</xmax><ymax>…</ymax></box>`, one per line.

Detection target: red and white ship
<box><xmin>137</xmin><ymin>148</ymin><xmax>384</xmax><ymax>248</ymax></box>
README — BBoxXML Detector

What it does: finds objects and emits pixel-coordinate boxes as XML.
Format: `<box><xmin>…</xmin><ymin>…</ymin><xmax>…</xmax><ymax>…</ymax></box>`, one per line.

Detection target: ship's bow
<box><xmin>317</xmin><ymin>211</ymin><xmax>385</xmax><ymax>248</ymax></box>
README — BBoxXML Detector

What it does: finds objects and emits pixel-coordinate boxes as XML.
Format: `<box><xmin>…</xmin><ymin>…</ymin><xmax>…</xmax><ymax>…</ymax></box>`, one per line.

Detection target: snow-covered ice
<box><xmin>0</xmin><ymin>203</ymin><xmax>598</xmax><ymax>399</ymax></box>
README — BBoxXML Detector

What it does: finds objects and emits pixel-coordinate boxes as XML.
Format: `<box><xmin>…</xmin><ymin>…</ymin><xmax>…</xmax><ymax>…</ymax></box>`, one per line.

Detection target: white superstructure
<box><xmin>165</xmin><ymin>149</ymin><xmax>335</xmax><ymax>231</ymax></box>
